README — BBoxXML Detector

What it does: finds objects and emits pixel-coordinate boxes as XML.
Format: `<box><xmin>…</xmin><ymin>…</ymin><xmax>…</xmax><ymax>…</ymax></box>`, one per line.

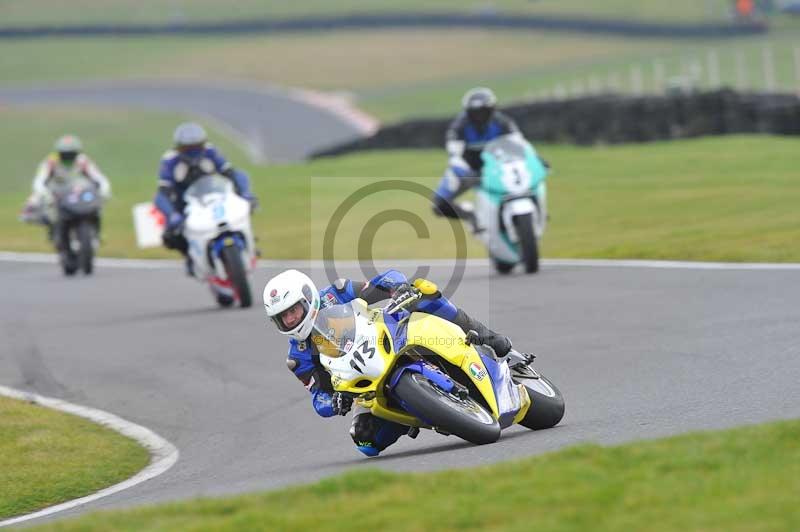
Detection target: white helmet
<box><xmin>263</xmin><ymin>270</ymin><xmax>320</xmax><ymax>341</ymax></box>
<box><xmin>173</xmin><ymin>122</ymin><xmax>207</xmax><ymax>148</ymax></box>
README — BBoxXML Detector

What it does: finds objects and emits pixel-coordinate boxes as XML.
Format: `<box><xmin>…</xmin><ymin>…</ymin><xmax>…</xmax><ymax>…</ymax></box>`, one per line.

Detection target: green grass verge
<box><xmin>0</xmin><ymin>396</ymin><xmax>150</xmax><ymax>520</ymax></box>
<box><xmin>0</xmin><ymin>0</ymin><xmax>735</xmax><ymax>27</ymax></box>
<box><xmin>29</xmin><ymin>418</ymin><xmax>800</xmax><ymax>531</ymax></box>
<box><xmin>2</xmin><ymin>107</ymin><xmax>799</xmax><ymax>262</ymax></box>
<box><xmin>2</xmin><ymin>24</ymin><xmax>798</xmax><ymax>122</ymax></box>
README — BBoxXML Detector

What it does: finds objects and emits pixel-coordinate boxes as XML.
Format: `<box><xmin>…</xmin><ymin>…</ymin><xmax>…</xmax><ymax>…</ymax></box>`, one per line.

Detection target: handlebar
<box><xmin>382</xmin><ymin>286</ymin><xmax>423</xmax><ymax>315</ymax></box>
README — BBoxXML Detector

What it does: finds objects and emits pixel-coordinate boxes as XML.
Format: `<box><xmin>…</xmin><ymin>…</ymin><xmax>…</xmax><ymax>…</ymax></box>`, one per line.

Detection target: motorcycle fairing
<box><xmin>476</xmin><ymin>351</ymin><xmax>530</xmax><ymax>428</ymax></box>
<box><xmin>404</xmin><ymin>312</ymin><xmax>531</xmax><ymax>423</ymax></box>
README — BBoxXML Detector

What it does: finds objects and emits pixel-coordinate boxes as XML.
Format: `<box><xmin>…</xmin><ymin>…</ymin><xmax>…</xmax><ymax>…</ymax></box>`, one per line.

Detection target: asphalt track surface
<box><xmin>0</xmin><ymin>83</ymin><xmax>369</xmax><ymax>163</ymax></box>
<box><xmin>2</xmin><ymin>257</ymin><xmax>799</xmax><ymax>524</ymax></box>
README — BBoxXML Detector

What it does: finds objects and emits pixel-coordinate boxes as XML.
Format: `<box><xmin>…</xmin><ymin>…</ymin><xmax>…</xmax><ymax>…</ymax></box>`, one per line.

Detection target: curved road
<box><xmin>0</xmin><ymin>82</ymin><xmax>373</xmax><ymax>163</ymax></box>
<box><xmin>1</xmin><ymin>257</ymin><xmax>799</xmax><ymax>523</ymax></box>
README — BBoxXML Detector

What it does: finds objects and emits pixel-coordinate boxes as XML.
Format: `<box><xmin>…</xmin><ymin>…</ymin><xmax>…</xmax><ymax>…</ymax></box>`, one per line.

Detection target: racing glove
<box><xmin>243</xmin><ymin>193</ymin><xmax>259</xmax><ymax>212</ymax></box>
<box><xmin>332</xmin><ymin>392</ymin><xmax>354</xmax><ymax>416</ymax></box>
<box><xmin>166</xmin><ymin>212</ymin><xmax>185</xmax><ymax>232</ymax></box>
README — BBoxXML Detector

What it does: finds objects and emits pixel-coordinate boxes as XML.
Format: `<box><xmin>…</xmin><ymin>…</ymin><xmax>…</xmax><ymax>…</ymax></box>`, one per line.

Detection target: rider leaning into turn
<box><xmin>263</xmin><ymin>269</ymin><xmax>527</xmax><ymax>457</ymax></box>
<box><xmin>27</xmin><ymin>134</ymin><xmax>112</xmax><ymax>235</ymax></box>
<box><xmin>154</xmin><ymin>122</ymin><xmax>257</xmax><ymax>276</ymax></box>
<box><xmin>432</xmin><ymin>87</ymin><xmax>522</xmax><ymax>229</ymax></box>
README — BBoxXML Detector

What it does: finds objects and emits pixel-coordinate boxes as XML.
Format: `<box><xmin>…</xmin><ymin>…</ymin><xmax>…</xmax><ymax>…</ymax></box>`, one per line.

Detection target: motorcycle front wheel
<box><xmin>220</xmin><ymin>245</ymin><xmax>252</xmax><ymax>308</ymax></box>
<box><xmin>394</xmin><ymin>372</ymin><xmax>500</xmax><ymax>445</ymax></box>
<box><xmin>512</xmin><ymin>212</ymin><xmax>539</xmax><ymax>273</ymax></box>
<box><xmin>516</xmin><ymin>374</ymin><xmax>565</xmax><ymax>430</ymax></box>
<box><xmin>76</xmin><ymin>219</ymin><xmax>95</xmax><ymax>275</ymax></box>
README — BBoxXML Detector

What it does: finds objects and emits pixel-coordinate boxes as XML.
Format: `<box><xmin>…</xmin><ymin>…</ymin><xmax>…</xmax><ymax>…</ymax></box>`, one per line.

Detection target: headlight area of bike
<box><xmin>312</xmin><ymin>301</ymin><xmax>390</xmax><ymax>396</ymax></box>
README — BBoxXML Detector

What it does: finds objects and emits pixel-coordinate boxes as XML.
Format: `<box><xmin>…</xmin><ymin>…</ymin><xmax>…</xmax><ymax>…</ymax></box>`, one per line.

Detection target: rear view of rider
<box><xmin>432</xmin><ymin>87</ymin><xmax>522</xmax><ymax>228</ymax></box>
<box><xmin>154</xmin><ymin>122</ymin><xmax>257</xmax><ymax>275</ymax></box>
<box><xmin>263</xmin><ymin>269</ymin><xmax>525</xmax><ymax>457</ymax></box>
<box><xmin>24</xmin><ymin>134</ymin><xmax>111</xmax><ymax>239</ymax></box>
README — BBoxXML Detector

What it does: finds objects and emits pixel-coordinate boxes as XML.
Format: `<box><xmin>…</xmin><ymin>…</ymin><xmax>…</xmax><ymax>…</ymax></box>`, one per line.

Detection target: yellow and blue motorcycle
<box><xmin>311</xmin><ymin>288</ymin><xmax>564</xmax><ymax>445</ymax></box>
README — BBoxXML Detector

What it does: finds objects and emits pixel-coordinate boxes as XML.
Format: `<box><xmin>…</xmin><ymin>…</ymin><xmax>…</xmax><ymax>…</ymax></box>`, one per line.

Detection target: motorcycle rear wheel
<box><xmin>394</xmin><ymin>372</ymin><xmax>500</xmax><ymax>445</ymax></box>
<box><xmin>492</xmin><ymin>256</ymin><xmax>515</xmax><ymax>274</ymax></box>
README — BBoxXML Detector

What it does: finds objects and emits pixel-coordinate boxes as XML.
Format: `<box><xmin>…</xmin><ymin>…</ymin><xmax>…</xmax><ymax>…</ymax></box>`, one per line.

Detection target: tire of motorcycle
<box><xmin>517</xmin><ymin>374</ymin><xmax>565</xmax><ymax>430</ymax></box>
<box><xmin>491</xmin><ymin>256</ymin><xmax>515</xmax><ymax>274</ymax></box>
<box><xmin>512</xmin><ymin>213</ymin><xmax>539</xmax><ymax>273</ymax></box>
<box><xmin>394</xmin><ymin>372</ymin><xmax>501</xmax><ymax>445</ymax></box>
<box><xmin>77</xmin><ymin>220</ymin><xmax>95</xmax><ymax>275</ymax></box>
<box><xmin>61</xmin><ymin>254</ymin><xmax>78</xmax><ymax>276</ymax></box>
<box><xmin>216</xmin><ymin>294</ymin><xmax>235</xmax><ymax>308</ymax></box>
<box><xmin>220</xmin><ymin>245</ymin><xmax>252</xmax><ymax>308</ymax></box>
<box><xmin>59</xmin><ymin>223</ymin><xmax>78</xmax><ymax>276</ymax></box>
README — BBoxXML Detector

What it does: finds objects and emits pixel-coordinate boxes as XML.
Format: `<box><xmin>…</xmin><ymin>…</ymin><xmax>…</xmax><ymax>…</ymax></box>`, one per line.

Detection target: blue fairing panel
<box><xmin>382</xmin><ymin>310</ymin><xmax>409</xmax><ymax>352</ymax></box>
<box><xmin>479</xmin><ymin>352</ymin><xmax>523</xmax><ymax>428</ymax></box>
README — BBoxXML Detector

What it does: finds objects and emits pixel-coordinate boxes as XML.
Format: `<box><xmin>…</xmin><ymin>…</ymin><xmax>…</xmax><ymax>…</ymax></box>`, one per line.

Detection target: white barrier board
<box><xmin>132</xmin><ymin>202</ymin><xmax>165</xmax><ymax>248</ymax></box>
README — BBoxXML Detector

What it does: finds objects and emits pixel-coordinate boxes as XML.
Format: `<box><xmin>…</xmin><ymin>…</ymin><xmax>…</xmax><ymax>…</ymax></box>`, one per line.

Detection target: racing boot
<box><xmin>455</xmin><ymin>308</ymin><xmax>512</xmax><ymax>358</ymax></box>
<box><xmin>456</xmin><ymin>201</ymin><xmax>484</xmax><ymax>235</ymax></box>
<box><xmin>185</xmin><ymin>256</ymin><xmax>195</xmax><ymax>278</ymax></box>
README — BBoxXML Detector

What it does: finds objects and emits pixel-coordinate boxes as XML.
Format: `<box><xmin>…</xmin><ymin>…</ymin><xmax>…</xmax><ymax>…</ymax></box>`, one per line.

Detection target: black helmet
<box><xmin>462</xmin><ymin>87</ymin><xmax>497</xmax><ymax>128</ymax></box>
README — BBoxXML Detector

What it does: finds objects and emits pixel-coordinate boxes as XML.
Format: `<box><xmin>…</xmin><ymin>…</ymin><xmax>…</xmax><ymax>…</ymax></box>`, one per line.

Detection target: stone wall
<box><xmin>312</xmin><ymin>90</ymin><xmax>800</xmax><ymax>158</ymax></box>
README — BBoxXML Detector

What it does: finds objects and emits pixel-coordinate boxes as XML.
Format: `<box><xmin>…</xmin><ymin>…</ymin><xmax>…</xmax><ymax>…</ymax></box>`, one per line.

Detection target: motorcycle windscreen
<box><xmin>184</xmin><ymin>175</ymin><xmax>231</xmax><ymax>204</ymax></box>
<box><xmin>311</xmin><ymin>301</ymin><xmax>363</xmax><ymax>358</ymax></box>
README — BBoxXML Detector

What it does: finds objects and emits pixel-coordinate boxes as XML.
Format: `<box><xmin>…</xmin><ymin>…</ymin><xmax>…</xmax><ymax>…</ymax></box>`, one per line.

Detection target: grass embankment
<box><xmin>1</xmin><ymin>21</ymin><xmax>798</xmax><ymax>121</ymax></box>
<box><xmin>0</xmin><ymin>396</ymin><xmax>150</xmax><ymax>521</ymax></box>
<box><xmin>30</xmin><ymin>418</ymin><xmax>800</xmax><ymax>531</ymax></box>
<box><xmin>0</xmin><ymin>0</ymin><xmax>735</xmax><ymax>27</ymax></box>
<box><xmin>2</xmin><ymin>107</ymin><xmax>798</xmax><ymax>262</ymax></box>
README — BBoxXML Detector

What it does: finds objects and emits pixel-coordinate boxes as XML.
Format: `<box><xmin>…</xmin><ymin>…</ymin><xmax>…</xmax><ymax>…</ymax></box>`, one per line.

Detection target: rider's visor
<box><xmin>58</xmin><ymin>151</ymin><xmax>78</xmax><ymax>164</ymax></box>
<box><xmin>272</xmin><ymin>300</ymin><xmax>309</xmax><ymax>332</ymax></box>
<box><xmin>467</xmin><ymin>107</ymin><xmax>493</xmax><ymax>127</ymax></box>
<box><xmin>178</xmin><ymin>145</ymin><xmax>205</xmax><ymax>162</ymax></box>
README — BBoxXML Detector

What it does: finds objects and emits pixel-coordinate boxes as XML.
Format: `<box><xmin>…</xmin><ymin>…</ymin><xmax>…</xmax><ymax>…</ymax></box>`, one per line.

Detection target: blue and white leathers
<box><xmin>285</xmin><ymin>270</ymin><xmax>459</xmax><ymax>455</ymax></box>
<box><xmin>154</xmin><ymin>143</ymin><xmax>251</xmax><ymax>219</ymax></box>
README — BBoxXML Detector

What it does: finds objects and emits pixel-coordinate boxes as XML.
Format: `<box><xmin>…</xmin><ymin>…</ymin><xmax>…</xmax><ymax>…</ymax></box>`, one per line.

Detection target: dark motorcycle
<box><xmin>51</xmin><ymin>179</ymin><xmax>103</xmax><ymax>276</ymax></box>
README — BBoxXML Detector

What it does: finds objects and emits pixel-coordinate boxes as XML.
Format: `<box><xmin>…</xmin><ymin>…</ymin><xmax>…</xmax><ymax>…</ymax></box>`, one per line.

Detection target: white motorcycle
<box><xmin>183</xmin><ymin>175</ymin><xmax>256</xmax><ymax>308</ymax></box>
<box><xmin>465</xmin><ymin>136</ymin><xmax>549</xmax><ymax>274</ymax></box>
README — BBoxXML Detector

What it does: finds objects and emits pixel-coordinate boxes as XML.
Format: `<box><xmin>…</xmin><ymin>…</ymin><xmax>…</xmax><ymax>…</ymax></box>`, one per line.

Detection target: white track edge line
<box><xmin>1</xmin><ymin>251</ymin><xmax>800</xmax><ymax>271</ymax></box>
<box><xmin>0</xmin><ymin>385</ymin><xmax>179</xmax><ymax>528</ymax></box>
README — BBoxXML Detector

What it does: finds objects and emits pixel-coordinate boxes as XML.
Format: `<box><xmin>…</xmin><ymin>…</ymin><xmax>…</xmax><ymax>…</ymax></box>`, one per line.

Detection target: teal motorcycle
<box><xmin>468</xmin><ymin>136</ymin><xmax>549</xmax><ymax>274</ymax></box>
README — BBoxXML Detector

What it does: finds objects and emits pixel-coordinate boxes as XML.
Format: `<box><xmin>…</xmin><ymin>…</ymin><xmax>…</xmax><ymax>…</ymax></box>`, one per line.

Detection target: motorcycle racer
<box><xmin>432</xmin><ymin>87</ymin><xmax>522</xmax><ymax>227</ymax></box>
<box><xmin>263</xmin><ymin>269</ymin><xmax>527</xmax><ymax>457</ymax></box>
<box><xmin>23</xmin><ymin>134</ymin><xmax>111</xmax><ymax>237</ymax></box>
<box><xmin>154</xmin><ymin>122</ymin><xmax>257</xmax><ymax>275</ymax></box>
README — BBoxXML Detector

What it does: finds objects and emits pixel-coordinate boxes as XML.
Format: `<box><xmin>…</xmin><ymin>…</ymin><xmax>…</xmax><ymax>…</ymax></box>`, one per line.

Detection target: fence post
<box><xmin>794</xmin><ymin>46</ymin><xmax>800</xmax><ymax>95</ymax></box>
<box><xmin>736</xmin><ymin>49</ymin><xmax>748</xmax><ymax>91</ymax></box>
<box><xmin>707</xmin><ymin>49</ymin><xmax>720</xmax><ymax>89</ymax></box>
<box><xmin>606</xmin><ymin>72</ymin><xmax>621</xmax><ymax>93</ymax></box>
<box><xmin>588</xmin><ymin>75</ymin><xmax>602</xmax><ymax>95</ymax></box>
<box><xmin>653</xmin><ymin>59</ymin><xmax>666</xmax><ymax>94</ymax></box>
<box><xmin>762</xmin><ymin>43</ymin><xmax>776</xmax><ymax>92</ymax></box>
<box><xmin>630</xmin><ymin>65</ymin><xmax>644</xmax><ymax>95</ymax></box>
<box><xmin>570</xmin><ymin>80</ymin><xmax>585</xmax><ymax>98</ymax></box>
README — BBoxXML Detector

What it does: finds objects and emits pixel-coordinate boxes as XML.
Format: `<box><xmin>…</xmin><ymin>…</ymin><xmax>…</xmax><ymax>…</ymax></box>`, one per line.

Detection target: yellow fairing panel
<box><xmin>406</xmin><ymin>312</ymin><xmax>501</xmax><ymax>417</ymax></box>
